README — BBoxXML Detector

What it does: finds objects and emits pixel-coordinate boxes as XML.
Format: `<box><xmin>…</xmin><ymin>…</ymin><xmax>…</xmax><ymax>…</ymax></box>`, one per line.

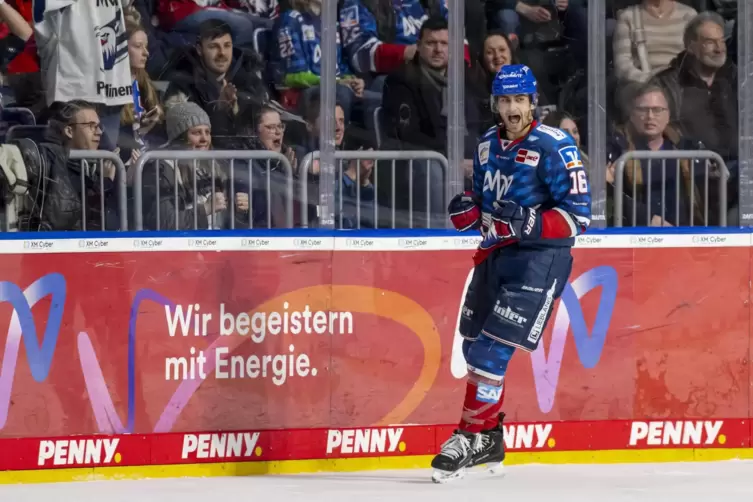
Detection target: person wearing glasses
<box><xmin>608</xmin><ymin>81</ymin><xmax>703</xmax><ymax>226</ymax></box>
<box><xmin>11</xmin><ymin>100</ymin><xmax>120</xmax><ymax>231</ymax></box>
<box><xmin>227</xmin><ymin>106</ymin><xmax>295</xmax><ymax>229</ymax></box>
<box><xmin>654</xmin><ymin>11</ymin><xmax>737</xmax><ymax>226</ymax></box>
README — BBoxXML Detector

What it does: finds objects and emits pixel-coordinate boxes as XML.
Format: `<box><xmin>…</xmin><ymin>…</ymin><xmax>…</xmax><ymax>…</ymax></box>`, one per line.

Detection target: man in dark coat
<box><xmin>162</xmin><ymin>19</ymin><xmax>270</xmax><ymax>149</ymax></box>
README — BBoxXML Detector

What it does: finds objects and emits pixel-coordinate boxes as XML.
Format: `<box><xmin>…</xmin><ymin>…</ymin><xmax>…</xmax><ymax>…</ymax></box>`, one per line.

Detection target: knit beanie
<box><xmin>165</xmin><ymin>101</ymin><xmax>211</xmax><ymax>144</ymax></box>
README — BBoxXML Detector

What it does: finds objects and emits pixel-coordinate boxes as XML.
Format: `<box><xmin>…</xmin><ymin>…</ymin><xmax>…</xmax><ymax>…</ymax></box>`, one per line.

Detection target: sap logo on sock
<box><xmin>38</xmin><ymin>438</ymin><xmax>120</xmax><ymax>466</ymax></box>
<box><xmin>502</xmin><ymin>423</ymin><xmax>552</xmax><ymax>450</ymax></box>
<box><xmin>326</xmin><ymin>428</ymin><xmax>404</xmax><ymax>455</ymax></box>
<box><xmin>181</xmin><ymin>433</ymin><xmax>260</xmax><ymax>459</ymax></box>
<box><xmin>493</xmin><ymin>302</ymin><xmax>527</xmax><ymax>326</ymax></box>
<box><xmin>628</xmin><ymin>421</ymin><xmax>724</xmax><ymax>447</ymax></box>
<box><xmin>476</xmin><ymin>382</ymin><xmax>502</xmax><ymax>403</ymax></box>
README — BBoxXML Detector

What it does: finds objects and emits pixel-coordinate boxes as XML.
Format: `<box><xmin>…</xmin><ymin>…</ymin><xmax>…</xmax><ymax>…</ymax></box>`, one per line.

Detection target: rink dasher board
<box><xmin>0</xmin><ymin>419</ymin><xmax>752</xmax><ymax>484</ymax></box>
<box><xmin>3</xmin><ymin>233</ymin><xmax>751</xmax><ymax>254</ymax></box>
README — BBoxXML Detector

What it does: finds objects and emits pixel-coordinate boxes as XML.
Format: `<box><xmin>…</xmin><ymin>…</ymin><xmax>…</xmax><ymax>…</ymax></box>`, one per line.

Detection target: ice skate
<box><xmin>431</xmin><ymin>430</ymin><xmax>475</xmax><ymax>483</ymax></box>
<box><xmin>469</xmin><ymin>413</ymin><xmax>507</xmax><ymax>477</ymax></box>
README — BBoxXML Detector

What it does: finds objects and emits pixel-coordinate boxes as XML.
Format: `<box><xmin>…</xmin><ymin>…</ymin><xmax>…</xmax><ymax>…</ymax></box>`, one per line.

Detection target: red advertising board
<box><xmin>0</xmin><ymin>233</ymin><xmax>750</xmax><ymax>481</ymax></box>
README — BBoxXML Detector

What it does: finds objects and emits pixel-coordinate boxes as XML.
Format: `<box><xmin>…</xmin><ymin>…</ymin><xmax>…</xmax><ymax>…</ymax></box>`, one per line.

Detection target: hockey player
<box><xmin>432</xmin><ymin>64</ymin><xmax>592</xmax><ymax>483</ymax></box>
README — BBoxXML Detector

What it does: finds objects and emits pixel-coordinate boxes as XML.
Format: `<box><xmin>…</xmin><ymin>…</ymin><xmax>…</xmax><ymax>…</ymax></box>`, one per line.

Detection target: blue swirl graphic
<box><xmin>561</xmin><ymin>265</ymin><xmax>618</xmax><ymax>368</ymax></box>
<box><xmin>0</xmin><ymin>271</ymin><xmax>173</xmax><ymax>432</ymax></box>
<box><xmin>0</xmin><ymin>273</ymin><xmax>65</xmax><ymax>382</ymax></box>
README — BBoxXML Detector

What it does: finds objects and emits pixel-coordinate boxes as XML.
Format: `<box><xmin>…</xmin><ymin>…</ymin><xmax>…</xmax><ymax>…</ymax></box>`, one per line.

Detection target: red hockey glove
<box><xmin>448</xmin><ymin>191</ymin><xmax>482</xmax><ymax>232</ymax></box>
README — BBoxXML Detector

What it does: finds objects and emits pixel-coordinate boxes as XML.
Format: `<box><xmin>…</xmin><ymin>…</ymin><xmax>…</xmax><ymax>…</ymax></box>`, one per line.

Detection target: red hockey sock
<box><xmin>458</xmin><ymin>380</ymin><xmax>505</xmax><ymax>434</ymax></box>
<box><xmin>482</xmin><ymin>384</ymin><xmax>506</xmax><ymax>430</ymax></box>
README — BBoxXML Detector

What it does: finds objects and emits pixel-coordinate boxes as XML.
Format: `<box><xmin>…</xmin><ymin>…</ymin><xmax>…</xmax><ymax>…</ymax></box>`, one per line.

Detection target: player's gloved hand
<box><xmin>448</xmin><ymin>191</ymin><xmax>482</xmax><ymax>232</ymax></box>
<box><xmin>490</xmin><ymin>200</ymin><xmax>541</xmax><ymax>241</ymax></box>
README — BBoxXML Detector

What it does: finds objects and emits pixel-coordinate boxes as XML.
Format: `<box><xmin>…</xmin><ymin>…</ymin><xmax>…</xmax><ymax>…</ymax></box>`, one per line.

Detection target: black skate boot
<box><xmin>431</xmin><ymin>430</ymin><xmax>475</xmax><ymax>483</ymax></box>
<box><xmin>469</xmin><ymin>413</ymin><xmax>506</xmax><ymax>475</ymax></box>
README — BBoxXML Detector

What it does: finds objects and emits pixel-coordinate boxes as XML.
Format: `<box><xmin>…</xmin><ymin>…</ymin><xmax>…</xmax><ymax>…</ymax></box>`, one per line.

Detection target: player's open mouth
<box><xmin>507</xmin><ymin>114</ymin><xmax>522</xmax><ymax>125</ymax></box>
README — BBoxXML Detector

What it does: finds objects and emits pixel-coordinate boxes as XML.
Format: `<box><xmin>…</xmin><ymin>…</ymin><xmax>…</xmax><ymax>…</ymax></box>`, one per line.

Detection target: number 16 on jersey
<box><xmin>569</xmin><ymin>171</ymin><xmax>588</xmax><ymax>194</ymax></box>
<box><xmin>558</xmin><ymin>146</ymin><xmax>588</xmax><ymax>195</ymax></box>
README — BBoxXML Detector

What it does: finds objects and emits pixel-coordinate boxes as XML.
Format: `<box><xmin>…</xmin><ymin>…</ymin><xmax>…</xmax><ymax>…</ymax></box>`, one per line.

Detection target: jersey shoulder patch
<box><xmin>557</xmin><ymin>145</ymin><xmax>584</xmax><ymax>170</ymax></box>
<box><xmin>340</xmin><ymin>4</ymin><xmax>359</xmax><ymax>26</ymax></box>
<box><xmin>302</xmin><ymin>24</ymin><xmax>316</xmax><ymax>41</ymax></box>
<box><xmin>483</xmin><ymin>125</ymin><xmax>497</xmax><ymax>138</ymax></box>
<box><xmin>478</xmin><ymin>141</ymin><xmax>491</xmax><ymax>164</ymax></box>
<box><xmin>536</xmin><ymin>124</ymin><xmax>567</xmax><ymax>141</ymax></box>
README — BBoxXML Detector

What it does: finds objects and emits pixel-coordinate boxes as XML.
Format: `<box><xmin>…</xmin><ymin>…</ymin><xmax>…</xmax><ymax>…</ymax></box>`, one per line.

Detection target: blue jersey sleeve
<box><xmin>337</xmin><ymin>31</ymin><xmax>353</xmax><ymax>77</ymax></box>
<box><xmin>537</xmin><ymin>125</ymin><xmax>592</xmax><ymax>236</ymax></box>
<box><xmin>339</xmin><ymin>0</ymin><xmax>380</xmax><ymax>73</ymax></box>
<box><xmin>276</xmin><ymin>12</ymin><xmax>309</xmax><ymax>75</ymax></box>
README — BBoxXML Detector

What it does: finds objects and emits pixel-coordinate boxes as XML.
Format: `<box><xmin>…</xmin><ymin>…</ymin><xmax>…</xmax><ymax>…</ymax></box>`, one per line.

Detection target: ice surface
<box><xmin>1</xmin><ymin>461</ymin><xmax>752</xmax><ymax>501</ymax></box>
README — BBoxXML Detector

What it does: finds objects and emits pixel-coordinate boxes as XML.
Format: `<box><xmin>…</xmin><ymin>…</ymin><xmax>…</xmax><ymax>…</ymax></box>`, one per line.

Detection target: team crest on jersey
<box><xmin>478</xmin><ymin>141</ymin><xmax>491</xmax><ymax>165</ymax></box>
<box><xmin>515</xmin><ymin>149</ymin><xmax>540</xmax><ymax>167</ymax></box>
<box><xmin>96</xmin><ymin>15</ymin><xmax>128</xmax><ymax>71</ymax></box>
<box><xmin>302</xmin><ymin>25</ymin><xmax>316</xmax><ymax>41</ymax></box>
<box><xmin>340</xmin><ymin>5</ymin><xmax>360</xmax><ymax>43</ymax></box>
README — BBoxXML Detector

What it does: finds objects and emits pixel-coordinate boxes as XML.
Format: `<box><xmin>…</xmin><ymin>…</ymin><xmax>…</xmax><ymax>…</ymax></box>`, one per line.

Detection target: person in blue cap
<box><xmin>431</xmin><ymin>64</ymin><xmax>593</xmax><ymax>483</ymax></box>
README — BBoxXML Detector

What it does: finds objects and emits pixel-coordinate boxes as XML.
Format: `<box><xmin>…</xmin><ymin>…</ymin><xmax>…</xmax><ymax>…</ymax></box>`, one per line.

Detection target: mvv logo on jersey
<box><xmin>483</xmin><ymin>171</ymin><xmax>514</xmax><ymax>200</ymax></box>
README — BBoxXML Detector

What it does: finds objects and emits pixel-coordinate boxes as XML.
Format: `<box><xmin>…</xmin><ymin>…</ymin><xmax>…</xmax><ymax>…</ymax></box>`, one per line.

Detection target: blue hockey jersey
<box><xmin>276</xmin><ymin>9</ymin><xmax>351</xmax><ymax>85</ymax></box>
<box><xmin>473</xmin><ymin>122</ymin><xmax>592</xmax><ymax>249</ymax></box>
<box><xmin>339</xmin><ymin>0</ymin><xmax>448</xmax><ymax>74</ymax></box>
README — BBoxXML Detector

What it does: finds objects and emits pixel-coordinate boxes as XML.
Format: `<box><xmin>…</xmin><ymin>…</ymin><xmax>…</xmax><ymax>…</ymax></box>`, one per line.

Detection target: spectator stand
<box><xmin>0</xmin><ymin>105</ymin><xmax>34</xmax><ymax>142</ymax></box>
<box><xmin>132</xmin><ymin>150</ymin><xmax>296</xmax><ymax>231</ymax></box>
<box><xmin>3</xmin><ymin>150</ymin><xmax>129</xmax><ymax>232</ymax></box>
<box><xmin>613</xmin><ymin>149</ymin><xmax>729</xmax><ymax>227</ymax></box>
<box><xmin>69</xmin><ymin>150</ymin><xmax>129</xmax><ymax>231</ymax></box>
<box><xmin>298</xmin><ymin>150</ymin><xmax>450</xmax><ymax>229</ymax></box>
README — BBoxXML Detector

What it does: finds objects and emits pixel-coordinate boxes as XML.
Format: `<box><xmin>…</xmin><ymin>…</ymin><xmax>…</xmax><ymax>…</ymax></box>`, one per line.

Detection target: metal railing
<box><xmin>132</xmin><ymin>150</ymin><xmax>294</xmax><ymax>231</ymax></box>
<box><xmin>4</xmin><ymin>150</ymin><xmax>128</xmax><ymax>232</ymax></box>
<box><xmin>613</xmin><ymin>150</ymin><xmax>729</xmax><ymax>227</ymax></box>
<box><xmin>298</xmin><ymin>150</ymin><xmax>450</xmax><ymax>229</ymax></box>
<box><xmin>69</xmin><ymin>151</ymin><xmax>129</xmax><ymax>231</ymax></box>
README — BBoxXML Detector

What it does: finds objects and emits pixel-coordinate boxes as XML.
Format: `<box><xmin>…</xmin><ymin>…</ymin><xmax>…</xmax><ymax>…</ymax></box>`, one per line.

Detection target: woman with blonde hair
<box><xmin>119</xmin><ymin>18</ymin><xmax>165</xmax><ymax>166</ymax></box>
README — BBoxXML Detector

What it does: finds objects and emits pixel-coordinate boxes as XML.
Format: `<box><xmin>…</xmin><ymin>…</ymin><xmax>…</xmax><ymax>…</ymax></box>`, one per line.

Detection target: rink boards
<box><xmin>0</xmin><ymin>229</ymin><xmax>751</xmax><ymax>483</ymax></box>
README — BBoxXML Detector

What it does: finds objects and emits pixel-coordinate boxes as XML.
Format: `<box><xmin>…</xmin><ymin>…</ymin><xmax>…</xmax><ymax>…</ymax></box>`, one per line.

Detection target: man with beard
<box><xmin>654</xmin><ymin>11</ymin><xmax>737</xmax><ymax>225</ymax></box>
<box><xmin>381</xmin><ymin>15</ymin><xmax>481</xmax><ymax>227</ymax></box>
<box><xmin>655</xmin><ymin>11</ymin><xmax>737</xmax><ymax>162</ymax></box>
<box><xmin>162</xmin><ymin>19</ymin><xmax>269</xmax><ymax>149</ymax></box>
<box><xmin>433</xmin><ymin>64</ymin><xmax>591</xmax><ymax>483</ymax></box>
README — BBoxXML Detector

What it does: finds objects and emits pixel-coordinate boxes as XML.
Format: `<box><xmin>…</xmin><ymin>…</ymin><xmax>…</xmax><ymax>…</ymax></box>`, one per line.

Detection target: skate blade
<box><xmin>431</xmin><ymin>467</ymin><xmax>466</xmax><ymax>484</ymax></box>
<box><xmin>431</xmin><ymin>462</ymin><xmax>504</xmax><ymax>484</ymax></box>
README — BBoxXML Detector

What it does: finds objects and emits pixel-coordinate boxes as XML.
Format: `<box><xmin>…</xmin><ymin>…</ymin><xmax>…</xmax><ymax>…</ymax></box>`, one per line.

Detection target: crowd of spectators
<box><xmin>0</xmin><ymin>0</ymin><xmax>740</xmax><ymax>231</ymax></box>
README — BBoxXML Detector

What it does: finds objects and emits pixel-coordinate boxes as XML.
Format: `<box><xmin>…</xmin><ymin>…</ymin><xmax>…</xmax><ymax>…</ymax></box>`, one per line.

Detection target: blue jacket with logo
<box><xmin>339</xmin><ymin>0</ymin><xmax>448</xmax><ymax>74</ymax></box>
<box><xmin>275</xmin><ymin>9</ymin><xmax>351</xmax><ymax>87</ymax></box>
<box><xmin>473</xmin><ymin>122</ymin><xmax>592</xmax><ymax>249</ymax></box>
